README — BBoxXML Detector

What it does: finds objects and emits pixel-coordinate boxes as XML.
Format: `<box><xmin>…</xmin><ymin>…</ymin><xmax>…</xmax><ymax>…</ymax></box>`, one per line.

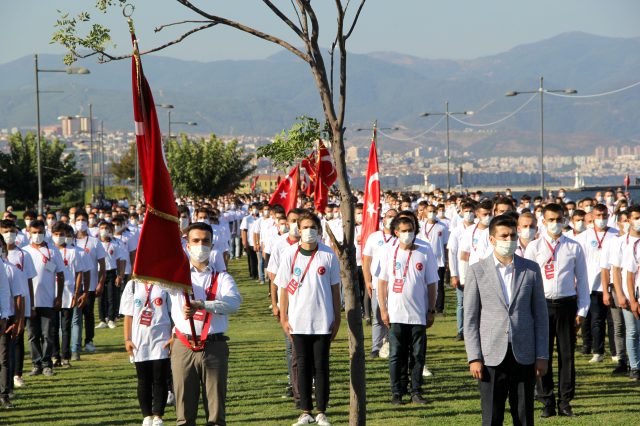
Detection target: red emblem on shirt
<box><xmin>438</xmin><ymin>231</ymin><xmax>442</xmax><ymax>237</ymax></box>
<box><xmin>317</xmin><ymin>266</ymin><xmax>326</xmax><ymax>275</ymax></box>
<box><xmin>416</xmin><ymin>262</ymin><xmax>424</xmax><ymax>271</ymax></box>
<box><xmin>109</xmin><ymin>250</ymin><xmax>114</xmax><ymax>255</ymax></box>
<box><xmin>154</xmin><ymin>297</ymin><xmax>163</xmax><ymax>306</ymax></box>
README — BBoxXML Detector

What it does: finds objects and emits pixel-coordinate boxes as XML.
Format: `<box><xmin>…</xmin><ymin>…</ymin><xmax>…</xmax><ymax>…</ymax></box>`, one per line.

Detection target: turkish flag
<box><xmin>624</xmin><ymin>174</ymin><xmax>630</xmax><ymax>188</ymax></box>
<box><xmin>301</xmin><ymin>153</ymin><xmax>316</xmax><ymax>196</ymax></box>
<box><xmin>250</xmin><ymin>175</ymin><xmax>259</xmax><ymax>192</ymax></box>
<box><xmin>130</xmin><ymin>33</ymin><xmax>191</xmax><ymax>292</ymax></box>
<box><xmin>313</xmin><ymin>141</ymin><xmax>337</xmax><ymax>211</ymax></box>
<box><xmin>269</xmin><ymin>165</ymin><xmax>299</xmax><ymax>213</ymax></box>
<box><xmin>360</xmin><ymin>139</ymin><xmax>380</xmax><ymax>251</ymax></box>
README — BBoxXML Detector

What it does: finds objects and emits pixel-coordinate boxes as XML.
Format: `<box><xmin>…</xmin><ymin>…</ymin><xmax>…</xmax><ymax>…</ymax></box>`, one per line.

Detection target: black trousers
<box><xmin>581</xmin><ymin>311</ymin><xmax>592</xmax><ymax>351</ymax></box>
<box><xmin>435</xmin><ymin>266</ymin><xmax>446</xmax><ymax>312</ymax></box>
<box><xmin>245</xmin><ymin>246</ymin><xmax>258</xmax><ymax>279</ymax></box>
<box><xmin>14</xmin><ymin>328</ymin><xmax>25</xmax><ymax>376</ymax></box>
<box><xmin>357</xmin><ymin>266</ymin><xmax>371</xmax><ymax>321</ymax></box>
<box><xmin>0</xmin><ymin>317</ymin><xmax>15</xmax><ymax>397</ymax></box>
<box><xmin>135</xmin><ymin>358</ymin><xmax>170</xmax><ymax>417</ymax></box>
<box><xmin>537</xmin><ymin>297</ymin><xmax>577</xmax><ymax>410</ymax></box>
<box><xmin>292</xmin><ymin>334</ymin><xmax>331</xmax><ymax>412</ymax></box>
<box><xmin>589</xmin><ymin>291</ymin><xmax>608</xmax><ymax>355</ymax></box>
<box><xmin>479</xmin><ymin>345</ymin><xmax>535</xmax><ymax>426</ymax></box>
<box><xmin>99</xmin><ymin>270</ymin><xmax>117</xmax><ymax>322</ymax></box>
<box><xmin>83</xmin><ymin>291</ymin><xmax>96</xmax><ymax>344</ymax></box>
<box><xmin>53</xmin><ymin>308</ymin><xmax>73</xmax><ymax>360</ymax></box>
<box><xmin>28</xmin><ymin>307</ymin><xmax>56</xmax><ymax>369</ymax></box>
<box><xmin>389</xmin><ymin>323</ymin><xmax>426</xmax><ymax>396</ymax></box>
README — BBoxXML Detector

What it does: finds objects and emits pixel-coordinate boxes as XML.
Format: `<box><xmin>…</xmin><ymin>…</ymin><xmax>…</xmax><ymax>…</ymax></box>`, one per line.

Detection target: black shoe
<box><xmin>580</xmin><ymin>347</ymin><xmax>592</xmax><ymax>355</ymax></box>
<box><xmin>612</xmin><ymin>363</ymin><xmax>628</xmax><ymax>375</ymax></box>
<box><xmin>294</xmin><ymin>399</ymin><xmax>301</xmax><ymax>410</ymax></box>
<box><xmin>284</xmin><ymin>386</ymin><xmax>293</xmax><ymax>398</ymax></box>
<box><xmin>558</xmin><ymin>405</ymin><xmax>575</xmax><ymax>417</ymax></box>
<box><xmin>370</xmin><ymin>351</ymin><xmax>380</xmax><ymax>359</ymax></box>
<box><xmin>365</xmin><ymin>318</ymin><xmax>372</xmax><ymax>326</ymax></box>
<box><xmin>28</xmin><ymin>367</ymin><xmax>42</xmax><ymax>377</ymax></box>
<box><xmin>540</xmin><ymin>405</ymin><xmax>556</xmax><ymax>418</ymax></box>
<box><xmin>455</xmin><ymin>333</ymin><xmax>464</xmax><ymax>341</ymax></box>
<box><xmin>411</xmin><ymin>393</ymin><xmax>427</xmax><ymax>404</ymax></box>
<box><xmin>630</xmin><ymin>369</ymin><xmax>640</xmax><ymax>380</ymax></box>
<box><xmin>391</xmin><ymin>394</ymin><xmax>403</xmax><ymax>405</ymax></box>
<box><xmin>0</xmin><ymin>398</ymin><xmax>14</xmax><ymax>409</ymax></box>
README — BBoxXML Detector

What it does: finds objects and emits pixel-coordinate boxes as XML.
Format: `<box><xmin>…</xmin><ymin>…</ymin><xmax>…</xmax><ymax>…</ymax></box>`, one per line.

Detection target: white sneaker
<box><xmin>292</xmin><ymin>413</ymin><xmax>315</xmax><ymax>425</ymax></box>
<box><xmin>95</xmin><ymin>321</ymin><xmax>108</xmax><ymax>329</ymax></box>
<box><xmin>612</xmin><ymin>355</ymin><xmax>620</xmax><ymax>363</ymax></box>
<box><xmin>422</xmin><ymin>366</ymin><xmax>433</xmax><ymax>377</ymax></box>
<box><xmin>84</xmin><ymin>342</ymin><xmax>96</xmax><ymax>353</ymax></box>
<box><xmin>166</xmin><ymin>390</ymin><xmax>175</xmax><ymax>406</ymax></box>
<box><xmin>108</xmin><ymin>320</ymin><xmax>117</xmax><ymax>329</ymax></box>
<box><xmin>152</xmin><ymin>417</ymin><xmax>164</xmax><ymax>426</ymax></box>
<box><xmin>13</xmin><ymin>376</ymin><xmax>25</xmax><ymax>388</ymax></box>
<box><xmin>142</xmin><ymin>416</ymin><xmax>153</xmax><ymax>426</ymax></box>
<box><xmin>589</xmin><ymin>354</ymin><xmax>604</xmax><ymax>363</ymax></box>
<box><xmin>379</xmin><ymin>339</ymin><xmax>390</xmax><ymax>359</ymax></box>
<box><xmin>315</xmin><ymin>413</ymin><xmax>332</xmax><ymax>426</ymax></box>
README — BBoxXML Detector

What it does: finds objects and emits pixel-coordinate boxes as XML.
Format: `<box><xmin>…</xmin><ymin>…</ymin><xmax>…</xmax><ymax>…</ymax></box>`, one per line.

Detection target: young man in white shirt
<box><xmin>276</xmin><ymin>211</ymin><xmax>341</xmax><ymax>426</ymax></box>
<box><xmin>563</xmin><ymin>210</ymin><xmax>587</xmax><ymax>241</ymax></box>
<box><xmin>363</xmin><ymin>209</ymin><xmax>397</xmax><ymax>358</ymax></box>
<box><xmin>524</xmin><ymin>203</ymin><xmax>590</xmax><ymax>418</ymax></box>
<box><xmin>112</xmin><ymin>215</ymin><xmax>139</xmax><ymax>316</ymax></box>
<box><xmin>354</xmin><ymin>204</ymin><xmax>370</xmax><ymax>325</ymax></box>
<box><xmin>459</xmin><ymin>200</ymin><xmax>494</xmax><ymax>283</ymax></box>
<box><xmin>96</xmin><ymin>221</ymin><xmax>126</xmax><ymax>330</ymax></box>
<box><xmin>449</xmin><ymin>201</ymin><xmax>476</xmax><ymax>341</ymax></box>
<box><xmin>418</xmin><ymin>204</ymin><xmax>448</xmax><ymax>314</ymax></box>
<box><xmin>173</xmin><ymin>222</ymin><xmax>242</xmax><ymax>426</ymax></box>
<box><xmin>253</xmin><ymin>204</ymin><xmax>272</xmax><ymax>284</ymax></box>
<box><xmin>23</xmin><ymin>220</ymin><xmax>65</xmax><ymax>377</ymax></box>
<box><xmin>576</xmin><ymin>204</ymin><xmax>618</xmax><ymax>364</ymax></box>
<box><xmin>620</xmin><ymin>206</ymin><xmax>640</xmax><ymax>380</ymax></box>
<box><xmin>377</xmin><ymin>216</ymin><xmax>438</xmax><ymax>405</ymax></box>
<box><xmin>240</xmin><ymin>204</ymin><xmax>260</xmax><ymax>281</ymax></box>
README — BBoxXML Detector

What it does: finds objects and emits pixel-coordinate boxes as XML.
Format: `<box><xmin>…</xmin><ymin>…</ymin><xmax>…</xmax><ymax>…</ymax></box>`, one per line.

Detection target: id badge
<box><xmin>45</xmin><ymin>259</ymin><xmax>56</xmax><ymax>273</ymax></box>
<box><xmin>139</xmin><ymin>308</ymin><xmax>153</xmax><ymax>326</ymax></box>
<box><xmin>192</xmin><ymin>309</ymin><xmax>206</xmax><ymax>321</ymax></box>
<box><xmin>544</xmin><ymin>262</ymin><xmax>555</xmax><ymax>280</ymax></box>
<box><xmin>393</xmin><ymin>278</ymin><xmax>404</xmax><ymax>293</ymax></box>
<box><xmin>287</xmin><ymin>278</ymin><xmax>299</xmax><ymax>295</ymax></box>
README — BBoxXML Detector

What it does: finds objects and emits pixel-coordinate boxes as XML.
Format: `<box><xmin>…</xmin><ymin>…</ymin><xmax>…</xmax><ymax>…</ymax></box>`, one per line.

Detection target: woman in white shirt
<box><xmin>120</xmin><ymin>279</ymin><xmax>172</xmax><ymax>426</ymax></box>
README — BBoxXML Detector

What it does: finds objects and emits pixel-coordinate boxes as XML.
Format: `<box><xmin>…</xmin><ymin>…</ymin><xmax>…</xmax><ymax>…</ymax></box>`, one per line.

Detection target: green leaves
<box><xmin>165</xmin><ymin>134</ymin><xmax>256</xmax><ymax>198</ymax></box>
<box><xmin>256</xmin><ymin>116</ymin><xmax>322</xmax><ymax>170</ymax></box>
<box><xmin>110</xmin><ymin>142</ymin><xmax>136</xmax><ymax>183</ymax></box>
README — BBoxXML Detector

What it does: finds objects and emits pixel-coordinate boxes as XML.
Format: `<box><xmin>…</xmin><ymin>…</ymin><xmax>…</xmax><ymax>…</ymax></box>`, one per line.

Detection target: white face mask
<box><xmin>384</xmin><ymin>217</ymin><xmax>393</xmax><ymax>230</ymax></box>
<box><xmin>463</xmin><ymin>211</ymin><xmax>475</xmax><ymax>223</ymax></box>
<box><xmin>179</xmin><ymin>217</ymin><xmax>190</xmax><ymax>229</ymax></box>
<box><xmin>46</xmin><ymin>218</ymin><xmax>56</xmax><ymax>227</ymax></box>
<box><xmin>2</xmin><ymin>232</ymin><xmax>16</xmax><ymax>245</ymax></box>
<box><xmin>594</xmin><ymin>218</ymin><xmax>607</xmax><ymax>230</ymax></box>
<box><xmin>437</xmin><ymin>211</ymin><xmax>445</xmax><ymax>219</ymax></box>
<box><xmin>89</xmin><ymin>218</ymin><xmax>97</xmax><ymax>226</ymax></box>
<box><xmin>279</xmin><ymin>224</ymin><xmax>289</xmax><ymax>234</ymax></box>
<box><xmin>567</xmin><ymin>209</ymin><xmax>575</xmax><ymax>217</ymax></box>
<box><xmin>623</xmin><ymin>222</ymin><xmax>631</xmax><ymax>233</ymax></box>
<box><xmin>426</xmin><ymin>212</ymin><xmax>437</xmax><ymax>221</ymax></box>
<box><xmin>114</xmin><ymin>225</ymin><xmax>124</xmax><ymax>233</ymax></box>
<box><xmin>586</xmin><ymin>223</ymin><xmax>595</xmax><ymax>230</ymax></box>
<box><xmin>30</xmin><ymin>233</ymin><xmax>45</xmax><ymax>245</ymax></box>
<box><xmin>251</xmin><ymin>208</ymin><xmax>259</xmax><ymax>216</ymax></box>
<box><xmin>605</xmin><ymin>196</ymin><xmax>614</xmax><ymax>206</ymax></box>
<box><xmin>99</xmin><ymin>229</ymin><xmax>110</xmax><ymax>239</ymax></box>
<box><xmin>65</xmin><ymin>237</ymin><xmax>74</xmax><ymax>246</ymax></box>
<box><xmin>188</xmin><ymin>244</ymin><xmax>211</xmax><ymax>263</ymax></box>
<box><xmin>324</xmin><ymin>212</ymin><xmax>334</xmax><ymax>220</ymax></box>
<box><xmin>333</xmin><ymin>211</ymin><xmax>341</xmax><ymax>219</ymax></box>
<box><xmin>69</xmin><ymin>214</ymin><xmax>76</xmax><ymax>221</ymax></box>
<box><xmin>300</xmin><ymin>228</ymin><xmax>318</xmax><ymax>244</ymax></box>
<box><xmin>398</xmin><ymin>231</ymin><xmax>414</xmax><ymax>246</ymax></box>
<box><xmin>129</xmin><ymin>218</ymin><xmax>138</xmax><ymax>226</ymax></box>
<box><xmin>633</xmin><ymin>219</ymin><xmax>640</xmax><ymax>233</ymax></box>
<box><xmin>583</xmin><ymin>205</ymin><xmax>593</xmax><ymax>213</ymax></box>
<box><xmin>355</xmin><ymin>213</ymin><xmax>363</xmax><ymax>224</ymax></box>
<box><xmin>573</xmin><ymin>220</ymin><xmax>585</xmax><ymax>232</ymax></box>
<box><xmin>546</xmin><ymin>222</ymin><xmax>563</xmax><ymax>236</ymax></box>
<box><xmin>289</xmin><ymin>222</ymin><xmax>300</xmax><ymax>238</ymax></box>
<box><xmin>479</xmin><ymin>215</ymin><xmax>492</xmax><ymax>227</ymax></box>
<box><xmin>75</xmin><ymin>221</ymin><xmax>88</xmax><ymax>232</ymax></box>
<box><xmin>535</xmin><ymin>211</ymin><xmax>542</xmax><ymax>219</ymax></box>
<box><xmin>24</xmin><ymin>219</ymin><xmax>32</xmax><ymax>228</ymax></box>
<box><xmin>197</xmin><ymin>218</ymin><xmax>210</xmax><ymax>225</ymax></box>
<box><xmin>262</xmin><ymin>210</ymin><xmax>269</xmax><ymax>218</ymax></box>
<box><xmin>104</xmin><ymin>217</ymin><xmax>112</xmax><ymax>223</ymax></box>
<box><xmin>494</xmin><ymin>239</ymin><xmax>517</xmax><ymax>257</ymax></box>
<box><xmin>518</xmin><ymin>228</ymin><xmax>536</xmax><ymax>241</ymax></box>
<box><xmin>52</xmin><ymin>235</ymin><xmax>66</xmax><ymax>246</ymax></box>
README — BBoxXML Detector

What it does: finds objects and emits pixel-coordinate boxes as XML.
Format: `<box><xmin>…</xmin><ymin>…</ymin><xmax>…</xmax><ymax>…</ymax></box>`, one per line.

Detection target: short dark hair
<box><xmin>542</xmin><ymin>203</ymin><xmax>564</xmax><ymax>217</ymax></box>
<box><xmin>51</xmin><ymin>222</ymin><xmax>67</xmax><ymax>233</ymax></box>
<box><xmin>0</xmin><ymin>219</ymin><xmax>16</xmax><ymax>230</ymax></box>
<box><xmin>297</xmin><ymin>210</ymin><xmax>322</xmax><ymax>230</ymax></box>
<box><xmin>395</xmin><ymin>210</ymin><xmax>420</xmax><ymax>234</ymax></box>
<box><xmin>489</xmin><ymin>215</ymin><xmax>517</xmax><ymax>237</ymax></box>
<box><xmin>394</xmin><ymin>216</ymin><xmax>415</xmax><ymax>232</ymax></box>
<box><xmin>477</xmin><ymin>200</ymin><xmax>494</xmax><ymax>212</ymax></box>
<box><xmin>187</xmin><ymin>222</ymin><xmax>213</xmax><ymax>239</ymax></box>
<box><xmin>287</xmin><ymin>208</ymin><xmax>306</xmax><ymax>220</ymax></box>
<box><xmin>30</xmin><ymin>220</ymin><xmax>45</xmax><ymax>230</ymax></box>
<box><xmin>23</xmin><ymin>210</ymin><xmax>37</xmax><ymax>220</ymax></box>
<box><xmin>593</xmin><ymin>204</ymin><xmax>608</xmax><ymax>214</ymax></box>
<box><xmin>627</xmin><ymin>205</ymin><xmax>640</xmax><ymax>215</ymax></box>
<box><xmin>571</xmin><ymin>209</ymin><xmax>586</xmax><ymax>219</ymax></box>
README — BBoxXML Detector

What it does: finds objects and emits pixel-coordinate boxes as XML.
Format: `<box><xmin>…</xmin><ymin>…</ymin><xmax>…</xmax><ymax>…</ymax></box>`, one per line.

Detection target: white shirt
<box><xmin>524</xmin><ymin>234</ymin><xmax>590</xmax><ymax>317</ymax></box>
<box><xmin>74</xmin><ymin>235</ymin><xmax>106</xmax><ymax>291</ymax></box>
<box><xmin>2</xmin><ymin>260</ymin><xmax>23</xmax><ymax>317</ymax></box>
<box><xmin>7</xmin><ymin>247</ymin><xmax>37</xmax><ymax>317</ymax></box>
<box><xmin>115</xmin><ymin>230</ymin><xmax>138</xmax><ymax>275</ymax></box>
<box><xmin>448</xmin><ymin>222</ymin><xmax>472</xmax><ymax>277</ymax></box>
<box><xmin>418</xmin><ymin>220</ymin><xmax>449</xmax><ymax>267</ymax></box>
<box><xmin>100</xmin><ymin>238</ymin><xmax>127</xmax><ymax>271</ymax></box>
<box><xmin>622</xmin><ymin>238</ymin><xmax>640</xmax><ymax>297</ymax></box>
<box><xmin>58</xmin><ymin>245</ymin><xmax>91</xmax><ymax>309</ymax></box>
<box><xmin>363</xmin><ymin>230</ymin><xmax>395</xmax><ymax>290</ymax></box>
<box><xmin>275</xmin><ymin>243</ymin><xmax>340</xmax><ymax>335</ymax></box>
<box><xmin>576</xmin><ymin>227</ymin><xmax>618</xmax><ymax>292</ymax></box>
<box><xmin>459</xmin><ymin>225</ymin><xmax>491</xmax><ymax>266</ymax></box>
<box><xmin>23</xmin><ymin>244</ymin><xmax>65</xmax><ymax>308</ymax></box>
<box><xmin>608</xmin><ymin>234</ymin><xmax>639</xmax><ymax>299</ymax></box>
<box><xmin>266</xmin><ymin>234</ymin><xmax>300</xmax><ymax>307</ymax></box>
<box><xmin>354</xmin><ymin>225</ymin><xmax>363</xmax><ymax>266</ymax></box>
<box><xmin>240</xmin><ymin>215</ymin><xmax>258</xmax><ymax>246</ymax></box>
<box><xmin>493</xmin><ymin>254</ymin><xmax>515</xmax><ymax>341</ymax></box>
<box><xmin>377</xmin><ymin>243</ymin><xmax>439</xmax><ymax>325</ymax></box>
<box><xmin>170</xmin><ymin>264</ymin><xmax>242</xmax><ymax>336</ymax></box>
<box><xmin>120</xmin><ymin>280</ymin><xmax>172</xmax><ymax>362</ymax></box>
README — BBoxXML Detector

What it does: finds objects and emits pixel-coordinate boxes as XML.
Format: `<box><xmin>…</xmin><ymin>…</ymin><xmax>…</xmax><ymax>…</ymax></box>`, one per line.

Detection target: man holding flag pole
<box><xmin>127</xmin><ymin>15</ymin><xmax>241</xmax><ymax>426</ymax></box>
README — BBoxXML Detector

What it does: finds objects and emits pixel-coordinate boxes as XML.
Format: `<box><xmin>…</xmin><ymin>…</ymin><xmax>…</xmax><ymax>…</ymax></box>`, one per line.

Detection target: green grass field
<box><xmin>3</xmin><ymin>259</ymin><xmax>637</xmax><ymax>425</ymax></box>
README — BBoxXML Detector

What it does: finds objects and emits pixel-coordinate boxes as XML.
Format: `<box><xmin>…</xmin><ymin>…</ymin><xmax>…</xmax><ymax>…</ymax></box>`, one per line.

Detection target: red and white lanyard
<box><xmin>291</xmin><ymin>246</ymin><xmax>318</xmax><ymax>285</ymax></box>
<box><xmin>393</xmin><ymin>245</ymin><xmax>413</xmax><ymax>281</ymax></box>
<box><xmin>544</xmin><ymin>239</ymin><xmax>560</xmax><ymax>265</ymax></box>
<box><xmin>594</xmin><ymin>228</ymin><xmax>608</xmax><ymax>249</ymax></box>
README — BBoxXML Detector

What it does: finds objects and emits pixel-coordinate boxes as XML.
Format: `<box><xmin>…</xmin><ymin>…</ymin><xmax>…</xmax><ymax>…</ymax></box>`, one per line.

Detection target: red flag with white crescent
<box><xmin>269</xmin><ymin>166</ymin><xmax>299</xmax><ymax>213</ymax></box>
<box><xmin>361</xmin><ymin>138</ymin><xmax>380</xmax><ymax>251</ymax></box>
<box><xmin>624</xmin><ymin>174</ymin><xmax>630</xmax><ymax>188</ymax></box>
<box><xmin>314</xmin><ymin>141</ymin><xmax>336</xmax><ymax>211</ymax></box>
<box><xmin>301</xmin><ymin>152</ymin><xmax>316</xmax><ymax>196</ymax></box>
<box><xmin>130</xmin><ymin>31</ymin><xmax>191</xmax><ymax>291</ymax></box>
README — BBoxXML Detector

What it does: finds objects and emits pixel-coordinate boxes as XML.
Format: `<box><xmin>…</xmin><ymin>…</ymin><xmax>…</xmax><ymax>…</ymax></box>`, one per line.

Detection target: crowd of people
<box><xmin>0</xmin><ymin>186</ymin><xmax>638</xmax><ymax>425</ymax></box>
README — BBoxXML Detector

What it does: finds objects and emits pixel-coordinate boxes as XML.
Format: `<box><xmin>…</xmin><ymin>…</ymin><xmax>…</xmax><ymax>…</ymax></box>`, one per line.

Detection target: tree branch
<box><xmin>153</xmin><ymin>20</ymin><xmax>214</xmax><ymax>33</ymax></box>
<box><xmin>261</xmin><ymin>0</ymin><xmax>303</xmax><ymax>39</ymax></box>
<box><xmin>345</xmin><ymin>0</ymin><xmax>366</xmax><ymax>40</ymax></box>
<box><xmin>289</xmin><ymin>0</ymin><xmax>305</xmax><ymax>35</ymax></box>
<box><xmin>335</xmin><ymin>0</ymin><xmax>347</xmax><ymax>127</ymax></box>
<box><xmin>176</xmin><ymin>0</ymin><xmax>310</xmax><ymax>62</ymax></box>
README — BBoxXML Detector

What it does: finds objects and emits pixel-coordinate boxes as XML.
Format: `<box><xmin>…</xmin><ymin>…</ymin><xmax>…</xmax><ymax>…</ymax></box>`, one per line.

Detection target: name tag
<box><xmin>139</xmin><ymin>308</ymin><xmax>153</xmax><ymax>326</ymax></box>
<box><xmin>393</xmin><ymin>278</ymin><xmax>405</xmax><ymax>293</ymax></box>
<box><xmin>45</xmin><ymin>260</ymin><xmax>57</xmax><ymax>273</ymax></box>
<box><xmin>287</xmin><ymin>278</ymin><xmax>299</xmax><ymax>295</ymax></box>
<box><xmin>544</xmin><ymin>262</ymin><xmax>555</xmax><ymax>280</ymax></box>
<box><xmin>193</xmin><ymin>309</ymin><xmax>206</xmax><ymax>322</ymax></box>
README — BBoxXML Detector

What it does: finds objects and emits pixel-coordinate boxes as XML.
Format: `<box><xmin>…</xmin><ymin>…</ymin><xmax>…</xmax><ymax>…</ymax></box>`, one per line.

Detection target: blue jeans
<box><xmin>388</xmin><ymin>323</ymin><xmax>426</xmax><ymax>396</ymax></box>
<box><xmin>371</xmin><ymin>286</ymin><xmax>388</xmax><ymax>352</ymax></box>
<box><xmin>257</xmin><ymin>252</ymin><xmax>265</xmax><ymax>282</ymax></box>
<box><xmin>456</xmin><ymin>287</ymin><xmax>464</xmax><ymax>334</ymax></box>
<box><xmin>71</xmin><ymin>306</ymin><xmax>83</xmax><ymax>353</ymax></box>
<box><xmin>622</xmin><ymin>308</ymin><xmax>640</xmax><ymax>370</ymax></box>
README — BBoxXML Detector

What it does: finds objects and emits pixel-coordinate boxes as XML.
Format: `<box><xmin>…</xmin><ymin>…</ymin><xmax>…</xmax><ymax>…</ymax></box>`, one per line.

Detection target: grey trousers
<box><xmin>371</xmin><ymin>286</ymin><xmax>389</xmax><ymax>352</ymax></box>
<box><xmin>171</xmin><ymin>338</ymin><xmax>229</xmax><ymax>426</ymax></box>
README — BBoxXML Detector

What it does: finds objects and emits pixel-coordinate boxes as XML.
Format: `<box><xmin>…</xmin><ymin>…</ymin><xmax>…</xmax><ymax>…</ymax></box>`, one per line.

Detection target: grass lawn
<box><xmin>3</xmin><ymin>259</ymin><xmax>637</xmax><ymax>425</ymax></box>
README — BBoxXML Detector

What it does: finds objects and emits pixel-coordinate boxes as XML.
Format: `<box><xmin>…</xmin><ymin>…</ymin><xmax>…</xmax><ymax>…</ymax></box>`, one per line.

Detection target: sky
<box><xmin>1</xmin><ymin>0</ymin><xmax>639</xmax><ymax>64</ymax></box>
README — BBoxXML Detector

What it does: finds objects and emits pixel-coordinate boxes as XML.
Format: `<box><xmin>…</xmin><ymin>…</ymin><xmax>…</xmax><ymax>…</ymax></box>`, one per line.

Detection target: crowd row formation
<box><xmin>0</xmin><ymin>186</ymin><xmax>638</xmax><ymax>426</ymax></box>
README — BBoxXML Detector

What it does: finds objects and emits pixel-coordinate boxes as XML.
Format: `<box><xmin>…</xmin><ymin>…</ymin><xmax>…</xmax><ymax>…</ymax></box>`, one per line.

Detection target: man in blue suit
<box><xmin>464</xmin><ymin>215</ymin><xmax>549</xmax><ymax>426</ymax></box>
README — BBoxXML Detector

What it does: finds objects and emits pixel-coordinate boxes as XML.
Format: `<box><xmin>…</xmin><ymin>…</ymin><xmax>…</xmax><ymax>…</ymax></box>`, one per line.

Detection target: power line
<box><xmin>448</xmin><ymin>94</ymin><xmax>537</xmax><ymax>127</ymax></box>
<box><xmin>546</xmin><ymin>80</ymin><xmax>640</xmax><ymax>98</ymax></box>
<box><xmin>377</xmin><ymin>116</ymin><xmax>445</xmax><ymax>141</ymax></box>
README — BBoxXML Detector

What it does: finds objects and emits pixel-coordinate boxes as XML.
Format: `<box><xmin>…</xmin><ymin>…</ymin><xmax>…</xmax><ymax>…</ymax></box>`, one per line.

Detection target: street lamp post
<box><xmin>34</xmin><ymin>53</ymin><xmax>89</xmax><ymax>213</ymax></box>
<box><xmin>168</xmin><ymin>111</ymin><xmax>198</xmax><ymax>139</ymax></box>
<box><xmin>506</xmin><ymin>76</ymin><xmax>577</xmax><ymax>197</ymax></box>
<box><xmin>355</xmin><ymin>122</ymin><xmax>399</xmax><ymax>158</ymax></box>
<box><xmin>420</xmin><ymin>102</ymin><xmax>473</xmax><ymax>193</ymax></box>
